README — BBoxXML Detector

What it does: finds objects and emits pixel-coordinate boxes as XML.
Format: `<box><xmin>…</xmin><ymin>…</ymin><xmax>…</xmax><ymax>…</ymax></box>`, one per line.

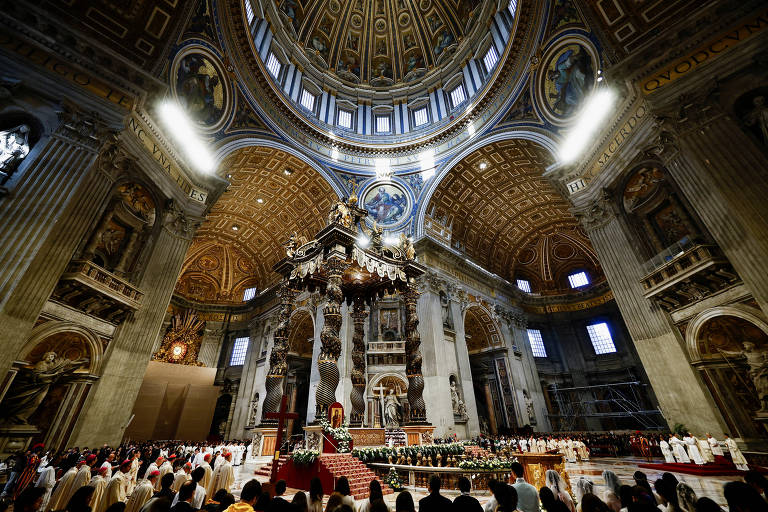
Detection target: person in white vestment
<box><xmin>707</xmin><ymin>434</ymin><xmax>724</xmax><ymax>457</ymax></box>
<box><xmin>537</xmin><ymin>438</ymin><xmax>546</xmax><ymax>453</ymax></box>
<box><xmin>576</xmin><ymin>441</ymin><xmax>590</xmax><ymax>461</ymax></box>
<box><xmin>104</xmin><ymin>461</ymin><xmax>131</xmax><ymax>509</ymax></box>
<box><xmin>696</xmin><ymin>436</ymin><xmax>714</xmax><ymax>463</ymax></box>
<box><xmin>125</xmin><ymin>472</ymin><xmax>158</xmax><ymax>512</ymax></box>
<box><xmin>660</xmin><ymin>439</ymin><xmax>676</xmax><ymax>464</ymax></box>
<box><xmin>670</xmin><ymin>435</ymin><xmax>690</xmax><ymax>463</ymax></box>
<box><xmin>143</xmin><ymin>457</ymin><xmax>163</xmax><ymax>484</ymax></box>
<box><xmin>47</xmin><ymin>465</ymin><xmax>78</xmax><ymax>512</ymax></box>
<box><xmin>212</xmin><ymin>452</ymin><xmax>224</xmax><ymax>471</ymax></box>
<box><xmin>209</xmin><ymin>452</ymin><xmax>235</xmax><ymax>494</ymax></box>
<box><xmin>171</xmin><ymin>467</ymin><xmax>207</xmax><ymax>509</ymax></box>
<box><xmin>199</xmin><ymin>454</ymin><xmax>213</xmax><ymax>497</ymax></box>
<box><xmin>87</xmin><ymin>467</ymin><xmax>110</xmax><ymax>512</ymax></box>
<box><xmin>100</xmin><ymin>454</ymin><xmax>116</xmax><ymax>479</ymax></box>
<box><xmin>158</xmin><ymin>457</ymin><xmax>174</xmax><ymax>483</ymax></box>
<box><xmin>725</xmin><ymin>434</ymin><xmax>749</xmax><ymax>471</ymax></box>
<box><xmin>171</xmin><ymin>463</ymin><xmax>192</xmax><ymax>492</ymax></box>
<box><xmin>128</xmin><ymin>452</ymin><xmax>140</xmax><ymax>495</ymax></box>
<box><xmin>35</xmin><ymin>464</ymin><xmax>56</xmax><ymax>512</ymax></box>
<box><xmin>683</xmin><ymin>434</ymin><xmax>705</xmax><ymax>465</ymax></box>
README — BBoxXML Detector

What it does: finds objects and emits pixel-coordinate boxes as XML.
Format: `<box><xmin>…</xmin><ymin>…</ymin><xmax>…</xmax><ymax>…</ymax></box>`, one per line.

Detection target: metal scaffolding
<box><xmin>547</xmin><ymin>381</ymin><xmax>664</xmax><ymax>431</ymax></box>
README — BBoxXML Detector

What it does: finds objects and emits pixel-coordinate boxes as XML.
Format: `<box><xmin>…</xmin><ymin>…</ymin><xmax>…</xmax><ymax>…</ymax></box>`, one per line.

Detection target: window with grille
<box><xmin>375</xmin><ymin>115</ymin><xmax>391</xmax><ymax>133</ymax></box>
<box><xmin>483</xmin><ymin>46</ymin><xmax>499</xmax><ymax>71</ymax></box>
<box><xmin>516</xmin><ymin>279</ymin><xmax>531</xmax><ymax>293</ymax></box>
<box><xmin>413</xmin><ymin>106</ymin><xmax>429</xmax><ymax>127</ymax></box>
<box><xmin>527</xmin><ymin>329</ymin><xmax>547</xmax><ymax>357</ymax></box>
<box><xmin>243</xmin><ymin>287</ymin><xmax>258</xmax><ymax>301</ymax></box>
<box><xmin>587</xmin><ymin>322</ymin><xmax>617</xmax><ymax>354</ymax></box>
<box><xmin>230</xmin><ymin>337</ymin><xmax>249</xmax><ymax>365</ymax></box>
<box><xmin>245</xmin><ymin>0</ymin><xmax>255</xmax><ymax>23</ymax></box>
<box><xmin>449</xmin><ymin>84</ymin><xmax>466</xmax><ymax>108</ymax></box>
<box><xmin>266</xmin><ymin>53</ymin><xmax>281</xmax><ymax>78</ymax></box>
<box><xmin>568</xmin><ymin>271</ymin><xmax>589</xmax><ymax>288</ymax></box>
<box><xmin>300</xmin><ymin>89</ymin><xmax>316</xmax><ymax>111</ymax></box>
<box><xmin>337</xmin><ymin>109</ymin><xmax>353</xmax><ymax>129</ymax></box>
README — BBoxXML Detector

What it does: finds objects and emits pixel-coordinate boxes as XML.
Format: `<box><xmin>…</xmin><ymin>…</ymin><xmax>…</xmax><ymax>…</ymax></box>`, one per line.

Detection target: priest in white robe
<box><xmin>143</xmin><ymin>457</ymin><xmax>163</xmax><ymax>483</ymax></box>
<box><xmin>576</xmin><ymin>441</ymin><xmax>590</xmax><ymax>461</ymax></box>
<box><xmin>707</xmin><ymin>434</ymin><xmax>724</xmax><ymax>457</ymax></box>
<box><xmin>127</xmin><ymin>452</ymin><xmax>140</xmax><ymax>494</ymax></box>
<box><xmin>209</xmin><ymin>452</ymin><xmax>235</xmax><ymax>494</ymax></box>
<box><xmin>171</xmin><ymin>463</ymin><xmax>192</xmax><ymax>492</ymax></box>
<box><xmin>35</xmin><ymin>464</ymin><xmax>56</xmax><ymax>512</ymax></box>
<box><xmin>99</xmin><ymin>454</ymin><xmax>116</xmax><ymax>480</ymax></box>
<box><xmin>725</xmin><ymin>435</ymin><xmax>749</xmax><ymax>471</ymax></box>
<box><xmin>697</xmin><ymin>436</ymin><xmax>714</xmax><ymax>463</ymax></box>
<box><xmin>47</xmin><ymin>464</ymin><xmax>78</xmax><ymax>512</ymax></box>
<box><xmin>200</xmin><ymin>454</ymin><xmax>213</xmax><ymax>497</ymax></box>
<box><xmin>159</xmin><ymin>457</ymin><xmax>174</xmax><ymax>482</ymax></box>
<box><xmin>104</xmin><ymin>460</ymin><xmax>132</xmax><ymax>509</ymax></box>
<box><xmin>659</xmin><ymin>439</ymin><xmax>676</xmax><ymax>463</ymax></box>
<box><xmin>125</xmin><ymin>472</ymin><xmax>158</xmax><ymax>512</ymax></box>
<box><xmin>87</xmin><ymin>467</ymin><xmax>110</xmax><ymax>512</ymax></box>
<box><xmin>670</xmin><ymin>435</ymin><xmax>690</xmax><ymax>463</ymax></box>
<box><xmin>683</xmin><ymin>434</ymin><xmax>705</xmax><ymax>465</ymax></box>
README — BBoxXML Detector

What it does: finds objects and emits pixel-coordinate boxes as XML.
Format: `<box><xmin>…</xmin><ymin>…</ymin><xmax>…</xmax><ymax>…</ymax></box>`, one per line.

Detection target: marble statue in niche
<box><xmin>523</xmin><ymin>389</ymin><xmax>537</xmax><ymax>425</ymax></box>
<box><xmin>248</xmin><ymin>393</ymin><xmax>260</xmax><ymax>425</ymax></box>
<box><xmin>0</xmin><ymin>124</ymin><xmax>30</xmax><ymax>175</ymax></box>
<box><xmin>381</xmin><ymin>388</ymin><xmax>402</xmax><ymax>428</ymax></box>
<box><xmin>721</xmin><ymin>342</ymin><xmax>768</xmax><ymax>413</ymax></box>
<box><xmin>450</xmin><ymin>375</ymin><xmax>467</xmax><ymax>420</ymax></box>
<box><xmin>743</xmin><ymin>95</ymin><xmax>768</xmax><ymax>147</ymax></box>
<box><xmin>1</xmin><ymin>351</ymin><xmax>89</xmax><ymax>425</ymax></box>
<box><xmin>440</xmin><ymin>291</ymin><xmax>453</xmax><ymax>329</ymax></box>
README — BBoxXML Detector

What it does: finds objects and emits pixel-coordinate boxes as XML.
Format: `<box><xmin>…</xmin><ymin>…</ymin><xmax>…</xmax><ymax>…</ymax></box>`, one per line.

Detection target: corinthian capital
<box><xmin>572</xmin><ymin>189</ymin><xmax>616</xmax><ymax>231</ymax></box>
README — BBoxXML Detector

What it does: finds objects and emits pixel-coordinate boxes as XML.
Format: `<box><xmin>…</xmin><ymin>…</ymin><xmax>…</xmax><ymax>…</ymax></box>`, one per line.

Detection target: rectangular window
<box><xmin>449</xmin><ymin>84</ymin><xmax>466</xmax><ymax>108</ymax></box>
<box><xmin>245</xmin><ymin>0</ymin><xmax>255</xmax><ymax>23</ymax></box>
<box><xmin>527</xmin><ymin>329</ymin><xmax>547</xmax><ymax>357</ymax></box>
<box><xmin>230</xmin><ymin>336</ymin><xmax>249</xmax><ymax>365</ymax></box>
<box><xmin>508</xmin><ymin>0</ymin><xmax>518</xmax><ymax>16</ymax></box>
<box><xmin>587</xmin><ymin>322</ymin><xmax>617</xmax><ymax>355</ymax></box>
<box><xmin>483</xmin><ymin>45</ymin><xmax>499</xmax><ymax>71</ymax></box>
<box><xmin>243</xmin><ymin>287</ymin><xmax>258</xmax><ymax>301</ymax></box>
<box><xmin>516</xmin><ymin>279</ymin><xmax>531</xmax><ymax>293</ymax></box>
<box><xmin>568</xmin><ymin>271</ymin><xmax>589</xmax><ymax>288</ymax></box>
<box><xmin>337</xmin><ymin>109</ymin><xmax>353</xmax><ymax>129</ymax></box>
<box><xmin>266</xmin><ymin>53</ymin><xmax>281</xmax><ymax>78</ymax></box>
<box><xmin>300</xmin><ymin>89</ymin><xmax>316</xmax><ymax>111</ymax></box>
<box><xmin>376</xmin><ymin>115</ymin><xmax>391</xmax><ymax>133</ymax></box>
<box><xmin>413</xmin><ymin>106</ymin><xmax>429</xmax><ymax>127</ymax></box>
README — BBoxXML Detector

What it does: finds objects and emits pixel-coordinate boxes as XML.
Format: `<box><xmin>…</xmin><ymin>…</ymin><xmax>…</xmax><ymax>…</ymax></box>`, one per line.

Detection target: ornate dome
<box><xmin>275</xmin><ymin>0</ymin><xmax>485</xmax><ymax>86</ymax></box>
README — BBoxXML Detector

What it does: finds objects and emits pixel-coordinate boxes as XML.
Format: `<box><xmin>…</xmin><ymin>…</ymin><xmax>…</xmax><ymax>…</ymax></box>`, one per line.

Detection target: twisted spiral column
<box><xmin>315</xmin><ymin>257</ymin><xmax>346</xmax><ymax>419</ymax></box>
<box><xmin>262</xmin><ymin>282</ymin><xmax>295</xmax><ymax>424</ymax></box>
<box><xmin>349</xmin><ymin>299</ymin><xmax>368</xmax><ymax>426</ymax></box>
<box><xmin>404</xmin><ymin>283</ymin><xmax>427</xmax><ymax>423</ymax></box>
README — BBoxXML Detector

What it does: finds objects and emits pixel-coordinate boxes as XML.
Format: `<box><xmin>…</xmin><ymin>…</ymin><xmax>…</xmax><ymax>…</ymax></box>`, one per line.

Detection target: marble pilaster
<box><xmin>68</xmin><ymin>202</ymin><xmax>196</xmax><ymax>446</ymax></box>
<box><xmin>450</xmin><ymin>299</ymin><xmax>480</xmax><ymax>437</ymax></box>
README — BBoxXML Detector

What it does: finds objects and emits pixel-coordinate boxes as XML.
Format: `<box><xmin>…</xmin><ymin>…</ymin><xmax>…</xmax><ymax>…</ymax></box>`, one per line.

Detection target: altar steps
<box><xmin>254</xmin><ymin>453</ymin><xmax>392</xmax><ymax>500</ymax></box>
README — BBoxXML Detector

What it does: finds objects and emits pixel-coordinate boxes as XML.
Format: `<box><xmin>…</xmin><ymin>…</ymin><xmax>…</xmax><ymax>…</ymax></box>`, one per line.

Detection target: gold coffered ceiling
<box><xmin>426</xmin><ymin>139</ymin><xmax>604</xmax><ymax>292</ymax></box>
<box><xmin>178</xmin><ymin>146</ymin><xmax>338</xmax><ymax>302</ymax></box>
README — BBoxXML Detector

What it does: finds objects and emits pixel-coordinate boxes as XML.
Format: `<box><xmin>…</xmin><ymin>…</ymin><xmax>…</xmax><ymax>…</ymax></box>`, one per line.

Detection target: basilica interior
<box><xmin>1</xmin><ymin>0</ymin><xmax>768</xmax><ymax>462</ymax></box>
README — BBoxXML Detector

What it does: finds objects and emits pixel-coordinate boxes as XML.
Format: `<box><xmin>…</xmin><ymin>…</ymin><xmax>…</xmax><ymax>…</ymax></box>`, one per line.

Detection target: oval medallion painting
<box><xmin>540</xmin><ymin>42</ymin><xmax>596</xmax><ymax>124</ymax></box>
<box><xmin>173</xmin><ymin>51</ymin><xmax>229</xmax><ymax>130</ymax></box>
<box><xmin>363</xmin><ymin>182</ymin><xmax>410</xmax><ymax>227</ymax></box>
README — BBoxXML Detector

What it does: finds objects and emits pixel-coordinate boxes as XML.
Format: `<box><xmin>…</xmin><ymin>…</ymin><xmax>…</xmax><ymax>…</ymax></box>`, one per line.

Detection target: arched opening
<box><xmin>687</xmin><ymin>308</ymin><xmax>768</xmax><ymax>441</ymax></box>
<box><xmin>209</xmin><ymin>392</ymin><xmax>233</xmax><ymax>439</ymax></box>
<box><xmin>285</xmin><ymin>309</ymin><xmax>314</xmax><ymax>438</ymax></box>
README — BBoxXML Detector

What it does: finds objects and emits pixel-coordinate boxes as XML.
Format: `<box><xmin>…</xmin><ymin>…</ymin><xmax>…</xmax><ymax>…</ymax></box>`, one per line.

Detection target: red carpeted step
<box><xmin>318</xmin><ymin>455</ymin><xmax>392</xmax><ymax>500</ymax></box>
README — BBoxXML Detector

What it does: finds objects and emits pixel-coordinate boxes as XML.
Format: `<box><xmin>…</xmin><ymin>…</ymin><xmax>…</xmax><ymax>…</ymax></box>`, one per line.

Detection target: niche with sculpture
<box><xmin>735</xmin><ymin>87</ymin><xmax>768</xmax><ymax>151</ymax></box>
<box><xmin>81</xmin><ymin>182</ymin><xmax>157</xmax><ymax>277</ymax></box>
<box><xmin>620</xmin><ymin>165</ymin><xmax>708</xmax><ymax>257</ymax></box>
<box><xmin>0</xmin><ymin>114</ymin><xmax>41</xmax><ymax>186</ymax></box>
<box><xmin>450</xmin><ymin>374</ymin><xmax>468</xmax><ymax>423</ymax></box>
<box><xmin>693</xmin><ymin>313</ymin><xmax>768</xmax><ymax>439</ymax></box>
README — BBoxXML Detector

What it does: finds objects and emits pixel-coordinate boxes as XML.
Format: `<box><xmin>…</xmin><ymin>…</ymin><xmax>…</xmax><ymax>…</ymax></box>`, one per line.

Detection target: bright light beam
<box><xmin>419</xmin><ymin>149</ymin><xmax>435</xmax><ymax>180</ymax></box>
<box><xmin>158</xmin><ymin>101</ymin><xmax>216</xmax><ymax>174</ymax></box>
<box><xmin>559</xmin><ymin>89</ymin><xmax>615</xmax><ymax>164</ymax></box>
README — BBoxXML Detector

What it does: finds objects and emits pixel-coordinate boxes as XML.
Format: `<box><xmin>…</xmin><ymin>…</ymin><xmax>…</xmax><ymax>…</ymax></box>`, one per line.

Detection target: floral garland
<box><xmin>457</xmin><ymin>457</ymin><xmax>515</xmax><ymax>470</ymax></box>
<box><xmin>384</xmin><ymin>467</ymin><xmax>404</xmax><ymax>491</ymax></box>
<box><xmin>319</xmin><ymin>418</ymin><xmax>352</xmax><ymax>453</ymax></box>
<box><xmin>291</xmin><ymin>449</ymin><xmax>319</xmax><ymax>466</ymax></box>
<box><xmin>352</xmin><ymin>442</ymin><xmax>465</xmax><ymax>463</ymax></box>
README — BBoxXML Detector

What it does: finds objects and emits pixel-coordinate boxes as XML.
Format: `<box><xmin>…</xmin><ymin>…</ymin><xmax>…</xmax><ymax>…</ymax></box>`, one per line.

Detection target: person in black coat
<box><xmin>265</xmin><ymin>480</ymin><xmax>291</xmax><ymax>512</ymax></box>
<box><xmin>170</xmin><ymin>482</ymin><xmax>197</xmax><ymax>512</ymax></box>
<box><xmin>418</xmin><ymin>476</ymin><xmax>451</xmax><ymax>512</ymax></box>
<box><xmin>452</xmin><ymin>477</ymin><xmax>482</xmax><ymax>512</ymax></box>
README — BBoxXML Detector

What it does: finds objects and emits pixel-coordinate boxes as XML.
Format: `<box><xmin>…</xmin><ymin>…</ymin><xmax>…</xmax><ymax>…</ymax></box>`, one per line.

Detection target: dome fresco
<box><xmin>275</xmin><ymin>0</ymin><xmax>485</xmax><ymax>86</ymax></box>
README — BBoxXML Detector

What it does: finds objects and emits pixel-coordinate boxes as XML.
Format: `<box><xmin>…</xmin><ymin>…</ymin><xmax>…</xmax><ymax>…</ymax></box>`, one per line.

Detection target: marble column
<box><xmin>305</xmin><ymin>303</ymin><xmax>325</xmax><ymax>424</ymax></box>
<box><xmin>68</xmin><ymin>201</ymin><xmax>197</xmax><ymax>446</ymax></box>
<box><xmin>575</xmin><ymin>194</ymin><xmax>726</xmax><ymax>435</ymax></box>
<box><xmin>652</xmin><ymin>99</ymin><xmax>768</xmax><ymax>316</ymax></box>
<box><xmin>262</xmin><ymin>283</ymin><xmax>296</xmax><ymax>423</ymax></box>
<box><xmin>0</xmin><ymin>114</ymin><xmax>117</xmax><ymax>379</ymax></box>
<box><xmin>349</xmin><ymin>300</ymin><xmax>368</xmax><ymax>427</ymax></box>
<box><xmin>404</xmin><ymin>282</ymin><xmax>427</xmax><ymax>424</ymax></box>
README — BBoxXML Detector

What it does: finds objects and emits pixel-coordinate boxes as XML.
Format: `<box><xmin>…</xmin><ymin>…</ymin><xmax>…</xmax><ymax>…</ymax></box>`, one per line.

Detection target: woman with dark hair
<box><xmin>14</xmin><ymin>487</ymin><xmax>46</xmax><ymax>512</ymax></box>
<box><xmin>324</xmin><ymin>492</ymin><xmax>344</xmax><ymax>512</ymax></box>
<box><xmin>65</xmin><ymin>486</ymin><xmax>96</xmax><ymax>512</ymax></box>
<box><xmin>395</xmin><ymin>491</ymin><xmax>416</xmax><ymax>512</ymax></box>
<box><xmin>291</xmin><ymin>491</ymin><xmax>309</xmax><ymax>512</ymax></box>
<box><xmin>308</xmin><ymin>478</ymin><xmax>323</xmax><ymax>512</ymax></box>
<box><xmin>654</xmin><ymin>478</ymin><xmax>680</xmax><ymax>512</ymax></box>
<box><xmin>694</xmin><ymin>498</ymin><xmax>723</xmax><ymax>512</ymax></box>
<box><xmin>334</xmin><ymin>477</ymin><xmax>354</xmax><ymax>508</ymax></box>
<box><xmin>541</xmin><ymin>487</ymin><xmax>572</xmax><ymax>512</ymax></box>
<box><xmin>495</xmin><ymin>484</ymin><xmax>519</xmax><ymax>512</ymax></box>
<box><xmin>581</xmin><ymin>494</ymin><xmax>612</xmax><ymax>512</ymax></box>
<box><xmin>358</xmin><ymin>480</ymin><xmax>385</xmax><ymax>512</ymax></box>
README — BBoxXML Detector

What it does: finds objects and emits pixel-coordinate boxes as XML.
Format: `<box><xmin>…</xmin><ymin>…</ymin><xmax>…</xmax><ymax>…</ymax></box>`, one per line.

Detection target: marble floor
<box><xmin>232</xmin><ymin>456</ymin><xmax>742</xmax><ymax>510</ymax></box>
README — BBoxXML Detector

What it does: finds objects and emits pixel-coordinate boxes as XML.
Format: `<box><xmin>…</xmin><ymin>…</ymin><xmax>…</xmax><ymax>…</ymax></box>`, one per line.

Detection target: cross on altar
<box><xmin>372</xmin><ymin>383</ymin><xmax>388</xmax><ymax>428</ymax></box>
<box><xmin>264</xmin><ymin>394</ymin><xmax>299</xmax><ymax>483</ymax></box>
